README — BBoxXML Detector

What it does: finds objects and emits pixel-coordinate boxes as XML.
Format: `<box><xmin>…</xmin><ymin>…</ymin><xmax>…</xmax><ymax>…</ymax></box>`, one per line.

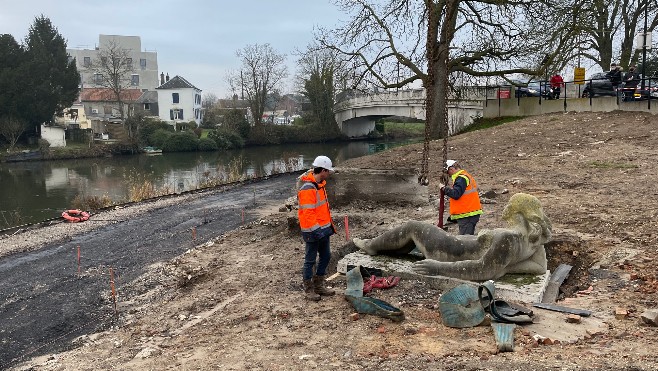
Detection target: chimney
<box><xmin>166</xmin><ymin>73</ymin><xmax>170</xmax><ymax>82</ymax></box>
<box><xmin>160</xmin><ymin>72</ymin><xmax>165</xmax><ymax>86</ymax></box>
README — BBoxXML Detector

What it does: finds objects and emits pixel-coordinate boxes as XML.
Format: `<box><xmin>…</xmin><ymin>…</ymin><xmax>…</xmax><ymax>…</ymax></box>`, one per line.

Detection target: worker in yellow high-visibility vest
<box><xmin>440</xmin><ymin>160</ymin><xmax>483</xmax><ymax>235</ymax></box>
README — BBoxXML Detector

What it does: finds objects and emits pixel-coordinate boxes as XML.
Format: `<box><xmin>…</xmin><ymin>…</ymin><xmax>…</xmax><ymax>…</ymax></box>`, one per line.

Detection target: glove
<box><xmin>363</xmin><ymin>275</ymin><xmax>401</xmax><ymax>294</ymax></box>
<box><xmin>439</xmin><ymin>183</ymin><xmax>446</xmax><ymax>190</ymax></box>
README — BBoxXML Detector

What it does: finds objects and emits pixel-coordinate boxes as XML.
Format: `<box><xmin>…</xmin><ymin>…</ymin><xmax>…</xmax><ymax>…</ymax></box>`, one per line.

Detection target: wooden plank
<box><xmin>532</xmin><ymin>302</ymin><xmax>592</xmax><ymax>317</ymax></box>
<box><xmin>541</xmin><ymin>264</ymin><xmax>572</xmax><ymax>303</ymax></box>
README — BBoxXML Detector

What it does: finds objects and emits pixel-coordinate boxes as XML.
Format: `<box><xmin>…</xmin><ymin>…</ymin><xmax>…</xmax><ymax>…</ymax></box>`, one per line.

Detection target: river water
<box><xmin>0</xmin><ymin>139</ymin><xmax>420</xmax><ymax>229</ymax></box>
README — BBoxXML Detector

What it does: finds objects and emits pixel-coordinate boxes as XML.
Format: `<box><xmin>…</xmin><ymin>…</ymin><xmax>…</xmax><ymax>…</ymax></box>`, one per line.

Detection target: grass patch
<box><xmin>497</xmin><ymin>273</ymin><xmax>542</xmax><ymax>287</ymax></box>
<box><xmin>460</xmin><ymin>116</ymin><xmax>523</xmax><ymax>134</ymax></box>
<box><xmin>71</xmin><ymin>194</ymin><xmax>114</xmax><ymax>211</ymax></box>
<box><xmin>377</xmin><ymin>121</ymin><xmax>425</xmax><ymax>138</ymax></box>
<box><xmin>588</xmin><ymin>161</ymin><xmax>638</xmax><ymax>169</ymax></box>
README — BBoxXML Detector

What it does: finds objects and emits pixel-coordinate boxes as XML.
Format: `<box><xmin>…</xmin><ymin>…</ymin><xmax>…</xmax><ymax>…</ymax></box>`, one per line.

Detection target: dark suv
<box><xmin>581</xmin><ymin>72</ymin><xmax>616</xmax><ymax>97</ymax></box>
<box><xmin>512</xmin><ymin>80</ymin><xmax>551</xmax><ymax>98</ymax></box>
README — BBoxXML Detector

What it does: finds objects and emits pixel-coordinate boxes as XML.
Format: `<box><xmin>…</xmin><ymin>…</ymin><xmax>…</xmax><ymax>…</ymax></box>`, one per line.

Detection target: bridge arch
<box><xmin>334</xmin><ymin>89</ymin><xmax>484</xmax><ymax>138</ymax></box>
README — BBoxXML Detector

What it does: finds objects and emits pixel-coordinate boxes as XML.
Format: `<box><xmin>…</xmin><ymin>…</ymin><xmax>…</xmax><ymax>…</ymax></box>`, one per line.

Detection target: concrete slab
<box><xmin>328</xmin><ymin>168</ymin><xmax>429</xmax><ymax>207</ymax></box>
<box><xmin>337</xmin><ymin>251</ymin><xmax>550</xmax><ymax>304</ymax></box>
<box><xmin>523</xmin><ymin>307</ymin><xmax>608</xmax><ymax>343</ymax></box>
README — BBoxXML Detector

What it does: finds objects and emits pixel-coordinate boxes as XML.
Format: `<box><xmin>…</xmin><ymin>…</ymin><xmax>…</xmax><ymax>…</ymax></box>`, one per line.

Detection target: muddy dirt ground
<box><xmin>7</xmin><ymin>111</ymin><xmax>658</xmax><ymax>370</ymax></box>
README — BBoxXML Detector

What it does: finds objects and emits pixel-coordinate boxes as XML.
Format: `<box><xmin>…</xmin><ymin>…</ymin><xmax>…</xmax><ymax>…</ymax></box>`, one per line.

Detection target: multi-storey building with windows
<box><xmin>67</xmin><ymin>35</ymin><xmax>159</xmax><ymax>92</ymax></box>
<box><xmin>156</xmin><ymin>74</ymin><xmax>203</xmax><ymax>127</ymax></box>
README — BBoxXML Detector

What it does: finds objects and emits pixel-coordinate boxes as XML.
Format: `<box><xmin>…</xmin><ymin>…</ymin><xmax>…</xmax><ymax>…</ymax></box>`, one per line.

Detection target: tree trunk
<box><xmin>426</xmin><ymin>58</ymin><xmax>449</xmax><ymax>139</ymax></box>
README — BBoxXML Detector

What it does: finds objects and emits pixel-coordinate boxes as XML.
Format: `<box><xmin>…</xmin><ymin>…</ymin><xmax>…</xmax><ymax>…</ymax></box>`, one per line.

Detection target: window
<box><xmin>131</xmin><ymin>74</ymin><xmax>139</xmax><ymax>86</ymax></box>
<box><xmin>140</xmin><ymin>58</ymin><xmax>147</xmax><ymax>69</ymax></box>
<box><xmin>83</xmin><ymin>56</ymin><xmax>91</xmax><ymax>67</ymax></box>
<box><xmin>172</xmin><ymin>93</ymin><xmax>179</xmax><ymax>103</ymax></box>
<box><xmin>144</xmin><ymin>103</ymin><xmax>150</xmax><ymax>110</ymax></box>
<box><xmin>170</xmin><ymin>109</ymin><xmax>184</xmax><ymax>120</ymax></box>
<box><xmin>126</xmin><ymin>58</ymin><xmax>133</xmax><ymax>67</ymax></box>
<box><xmin>92</xmin><ymin>73</ymin><xmax>103</xmax><ymax>84</ymax></box>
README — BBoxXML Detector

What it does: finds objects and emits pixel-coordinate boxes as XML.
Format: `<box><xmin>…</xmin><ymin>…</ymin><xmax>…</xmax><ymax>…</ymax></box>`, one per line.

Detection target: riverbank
<box><xmin>8</xmin><ymin>110</ymin><xmax>658</xmax><ymax>370</ymax></box>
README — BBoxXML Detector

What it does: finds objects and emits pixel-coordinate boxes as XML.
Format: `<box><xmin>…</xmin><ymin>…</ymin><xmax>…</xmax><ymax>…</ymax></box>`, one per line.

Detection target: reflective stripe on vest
<box><xmin>449</xmin><ymin>169</ymin><xmax>483</xmax><ymax>220</ymax></box>
<box><xmin>298</xmin><ymin>170</ymin><xmax>333</xmax><ymax>232</ymax></box>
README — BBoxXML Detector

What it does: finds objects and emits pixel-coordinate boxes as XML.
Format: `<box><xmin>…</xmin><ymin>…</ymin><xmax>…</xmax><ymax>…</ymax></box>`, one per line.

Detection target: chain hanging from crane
<box><xmin>418</xmin><ymin>72</ymin><xmax>451</xmax><ymax>188</ymax></box>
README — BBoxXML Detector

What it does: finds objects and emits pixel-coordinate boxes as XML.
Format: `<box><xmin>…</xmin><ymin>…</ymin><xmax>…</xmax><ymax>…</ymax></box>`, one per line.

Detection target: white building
<box><xmin>156</xmin><ymin>75</ymin><xmax>203</xmax><ymax>127</ymax></box>
<box><xmin>67</xmin><ymin>35</ymin><xmax>159</xmax><ymax>92</ymax></box>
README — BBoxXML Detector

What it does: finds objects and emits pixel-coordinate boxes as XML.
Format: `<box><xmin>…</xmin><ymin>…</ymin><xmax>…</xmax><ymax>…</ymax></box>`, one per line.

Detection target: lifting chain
<box><xmin>419</xmin><ymin>71</ymin><xmax>451</xmax><ymax>187</ymax></box>
<box><xmin>418</xmin><ymin>121</ymin><xmax>431</xmax><ymax>186</ymax></box>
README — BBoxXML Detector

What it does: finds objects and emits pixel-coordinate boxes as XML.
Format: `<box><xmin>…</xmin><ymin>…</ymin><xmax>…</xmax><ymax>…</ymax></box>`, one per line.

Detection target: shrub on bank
<box><xmin>209</xmin><ymin>128</ymin><xmax>244</xmax><ymax>149</ymax></box>
<box><xmin>149</xmin><ymin>129</ymin><xmax>174</xmax><ymax>149</ymax></box>
<box><xmin>198</xmin><ymin>137</ymin><xmax>218</xmax><ymax>151</ymax></box>
<box><xmin>139</xmin><ymin>120</ymin><xmax>174</xmax><ymax>146</ymax></box>
<box><xmin>247</xmin><ymin>123</ymin><xmax>344</xmax><ymax>145</ymax></box>
<box><xmin>162</xmin><ymin>132</ymin><xmax>199</xmax><ymax>152</ymax></box>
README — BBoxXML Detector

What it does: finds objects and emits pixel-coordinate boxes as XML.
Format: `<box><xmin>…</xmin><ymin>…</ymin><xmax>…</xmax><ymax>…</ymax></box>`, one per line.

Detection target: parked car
<box><xmin>511</xmin><ymin>80</ymin><xmax>551</xmax><ymax>98</ymax></box>
<box><xmin>620</xmin><ymin>79</ymin><xmax>658</xmax><ymax>101</ymax></box>
<box><xmin>630</xmin><ymin>79</ymin><xmax>658</xmax><ymax>100</ymax></box>
<box><xmin>581</xmin><ymin>72</ymin><xmax>616</xmax><ymax>98</ymax></box>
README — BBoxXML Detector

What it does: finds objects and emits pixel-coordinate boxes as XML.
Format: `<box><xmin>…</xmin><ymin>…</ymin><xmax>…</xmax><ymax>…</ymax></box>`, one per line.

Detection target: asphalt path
<box><xmin>0</xmin><ymin>173</ymin><xmax>300</xmax><ymax>369</ymax></box>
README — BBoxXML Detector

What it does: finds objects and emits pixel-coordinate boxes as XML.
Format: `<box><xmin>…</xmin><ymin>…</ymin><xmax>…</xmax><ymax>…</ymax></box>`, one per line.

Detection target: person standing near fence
<box><xmin>606</xmin><ymin>63</ymin><xmax>623</xmax><ymax>96</ymax></box>
<box><xmin>550</xmin><ymin>73</ymin><xmax>564</xmax><ymax>99</ymax></box>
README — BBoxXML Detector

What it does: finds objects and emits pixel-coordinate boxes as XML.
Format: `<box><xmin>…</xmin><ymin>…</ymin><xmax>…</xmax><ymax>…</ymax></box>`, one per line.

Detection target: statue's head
<box><xmin>502</xmin><ymin>193</ymin><xmax>552</xmax><ymax>245</ymax></box>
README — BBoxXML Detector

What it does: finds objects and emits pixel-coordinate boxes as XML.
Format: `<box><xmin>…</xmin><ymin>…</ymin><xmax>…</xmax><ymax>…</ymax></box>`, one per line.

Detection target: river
<box><xmin>0</xmin><ymin>139</ymin><xmax>420</xmax><ymax>230</ymax></box>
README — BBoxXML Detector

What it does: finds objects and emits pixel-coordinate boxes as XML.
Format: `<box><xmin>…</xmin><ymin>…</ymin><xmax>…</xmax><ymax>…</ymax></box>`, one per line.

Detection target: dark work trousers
<box><xmin>456</xmin><ymin>214</ymin><xmax>480</xmax><ymax>235</ymax></box>
<box><xmin>302</xmin><ymin>235</ymin><xmax>331</xmax><ymax>280</ymax></box>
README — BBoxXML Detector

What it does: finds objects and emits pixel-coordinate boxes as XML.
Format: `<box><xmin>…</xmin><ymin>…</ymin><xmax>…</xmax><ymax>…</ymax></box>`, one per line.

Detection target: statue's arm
<box><xmin>505</xmin><ymin>247</ymin><xmax>547</xmax><ymax>275</ymax></box>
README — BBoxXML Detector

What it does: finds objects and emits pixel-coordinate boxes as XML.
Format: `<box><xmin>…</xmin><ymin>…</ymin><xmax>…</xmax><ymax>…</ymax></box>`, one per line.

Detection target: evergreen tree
<box><xmin>23</xmin><ymin>15</ymin><xmax>80</xmax><ymax>133</ymax></box>
<box><xmin>0</xmin><ymin>34</ymin><xmax>25</xmax><ymax>119</ymax></box>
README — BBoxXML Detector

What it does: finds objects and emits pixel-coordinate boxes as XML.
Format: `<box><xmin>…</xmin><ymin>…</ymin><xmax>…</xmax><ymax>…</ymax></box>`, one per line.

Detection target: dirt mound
<box><xmin>13</xmin><ymin>111</ymin><xmax>658</xmax><ymax>370</ymax></box>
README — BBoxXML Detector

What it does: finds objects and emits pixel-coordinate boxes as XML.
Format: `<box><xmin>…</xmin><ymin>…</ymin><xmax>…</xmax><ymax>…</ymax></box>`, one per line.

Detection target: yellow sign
<box><xmin>574</xmin><ymin>67</ymin><xmax>586</xmax><ymax>85</ymax></box>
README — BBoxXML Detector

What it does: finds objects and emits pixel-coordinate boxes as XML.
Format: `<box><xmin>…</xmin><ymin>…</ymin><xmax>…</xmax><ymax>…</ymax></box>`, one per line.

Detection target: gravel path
<box><xmin>0</xmin><ymin>173</ymin><xmax>298</xmax><ymax>369</ymax></box>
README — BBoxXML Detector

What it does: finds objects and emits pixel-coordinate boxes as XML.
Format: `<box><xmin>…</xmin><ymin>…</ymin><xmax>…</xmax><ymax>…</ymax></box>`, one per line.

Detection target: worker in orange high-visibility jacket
<box><xmin>439</xmin><ymin>160</ymin><xmax>483</xmax><ymax>235</ymax></box>
<box><xmin>297</xmin><ymin>155</ymin><xmax>337</xmax><ymax>301</ymax></box>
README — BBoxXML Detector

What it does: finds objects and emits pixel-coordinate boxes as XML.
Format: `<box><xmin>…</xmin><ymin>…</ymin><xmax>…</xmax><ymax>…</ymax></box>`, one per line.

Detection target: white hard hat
<box><xmin>312</xmin><ymin>155</ymin><xmax>334</xmax><ymax>171</ymax></box>
<box><xmin>445</xmin><ymin>159</ymin><xmax>457</xmax><ymax>170</ymax></box>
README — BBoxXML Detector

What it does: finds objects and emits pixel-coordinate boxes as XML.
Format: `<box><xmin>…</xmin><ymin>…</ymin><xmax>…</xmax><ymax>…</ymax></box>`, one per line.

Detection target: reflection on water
<box><xmin>0</xmin><ymin>138</ymin><xmax>421</xmax><ymax>228</ymax></box>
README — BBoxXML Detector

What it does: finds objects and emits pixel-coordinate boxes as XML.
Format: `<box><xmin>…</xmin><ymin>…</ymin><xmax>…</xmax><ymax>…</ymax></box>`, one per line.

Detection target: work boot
<box><xmin>303</xmin><ymin>279</ymin><xmax>321</xmax><ymax>301</ymax></box>
<box><xmin>313</xmin><ymin>275</ymin><xmax>336</xmax><ymax>296</ymax></box>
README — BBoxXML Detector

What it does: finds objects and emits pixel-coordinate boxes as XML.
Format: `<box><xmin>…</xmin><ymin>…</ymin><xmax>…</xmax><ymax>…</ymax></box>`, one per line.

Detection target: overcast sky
<box><xmin>1</xmin><ymin>0</ymin><xmax>347</xmax><ymax>98</ymax></box>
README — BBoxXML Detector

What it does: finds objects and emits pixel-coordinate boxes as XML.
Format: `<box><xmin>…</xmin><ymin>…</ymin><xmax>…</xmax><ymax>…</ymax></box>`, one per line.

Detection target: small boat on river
<box><xmin>142</xmin><ymin>146</ymin><xmax>163</xmax><ymax>155</ymax></box>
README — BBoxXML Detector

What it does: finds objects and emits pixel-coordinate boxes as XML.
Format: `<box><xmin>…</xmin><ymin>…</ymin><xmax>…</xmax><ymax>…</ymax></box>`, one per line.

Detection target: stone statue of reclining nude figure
<box><xmin>353</xmin><ymin>193</ymin><xmax>552</xmax><ymax>281</ymax></box>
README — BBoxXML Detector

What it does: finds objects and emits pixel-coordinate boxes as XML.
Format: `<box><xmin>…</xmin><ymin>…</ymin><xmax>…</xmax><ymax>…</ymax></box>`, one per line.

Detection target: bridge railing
<box><xmin>335</xmin><ymin>76</ymin><xmax>657</xmax><ymax>109</ymax></box>
<box><xmin>482</xmin><ymin>76</ymin><xmax>655</xmax><ymax>110</ymax></box>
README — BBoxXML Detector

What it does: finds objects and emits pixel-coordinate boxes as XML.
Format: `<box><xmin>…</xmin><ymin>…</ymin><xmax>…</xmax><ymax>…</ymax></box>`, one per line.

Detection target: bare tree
<box><xmin>295</xmin><ymin>44</ymin><xmax>351</xmax><ymax>130</ymax></box>
<box><xmin>576</xmin><ymin>0</ymin><xmax>658</xmax><ymax>70</ymax></box>
<box><xmin>87</xmin><ymin>40</ymin><xmax>136</xmax><ymax>135</ymax></box>
<box><xmin>319</xmin><ymin>0</ymin><xmax>574</xmax><ymax>139</ymax></box>
<box><xmin>202</xmin><ymin>92</ymin><xmax>218</xmax><ymax>108</ymax></box>
<box><xmin>0</xmin><ymin>115</ymin><xmax>27</xmax><ymax>150</ymax></box>
<box><xmin>228</xmin><ymin>44</ymin><xmax>288</xmax><ymax>128</ymax></box>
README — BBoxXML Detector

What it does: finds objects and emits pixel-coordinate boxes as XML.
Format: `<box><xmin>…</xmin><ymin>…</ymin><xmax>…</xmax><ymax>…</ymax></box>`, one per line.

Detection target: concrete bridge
<box><xmin>334</xmin><ymin>87</ymin><xmax>658</xmax><ymax>138</ymax></box>
<box><xmin>334</xmin><ymin>88</ymin><xmax>487</xmax><ymax>138</ymax></box>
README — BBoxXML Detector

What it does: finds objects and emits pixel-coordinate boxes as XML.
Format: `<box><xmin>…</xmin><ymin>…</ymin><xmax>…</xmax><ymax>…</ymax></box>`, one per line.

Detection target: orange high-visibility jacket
<box><xmin>298</xmin><ymin>170</ymin><xmax>333</xmax><ymax>233</ymax></box>
<box><xmin>449</xmin><ymin>170</ymin><xmax>483</xmax><ymax>220</ymax></box>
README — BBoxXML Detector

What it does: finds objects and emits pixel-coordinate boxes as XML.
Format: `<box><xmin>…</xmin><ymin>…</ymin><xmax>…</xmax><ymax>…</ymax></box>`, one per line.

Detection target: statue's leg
<box><xmin>354</xmin><ymin>221</ymin><xmax>439</xmax><ymax>256</ymax></box>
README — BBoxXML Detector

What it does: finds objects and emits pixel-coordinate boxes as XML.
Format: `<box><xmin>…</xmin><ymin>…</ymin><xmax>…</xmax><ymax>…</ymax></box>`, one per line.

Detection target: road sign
<box><xmin>574</xmin><ymin>67</ymin><xmax>586</xmax><ymax>85</ymax></box>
